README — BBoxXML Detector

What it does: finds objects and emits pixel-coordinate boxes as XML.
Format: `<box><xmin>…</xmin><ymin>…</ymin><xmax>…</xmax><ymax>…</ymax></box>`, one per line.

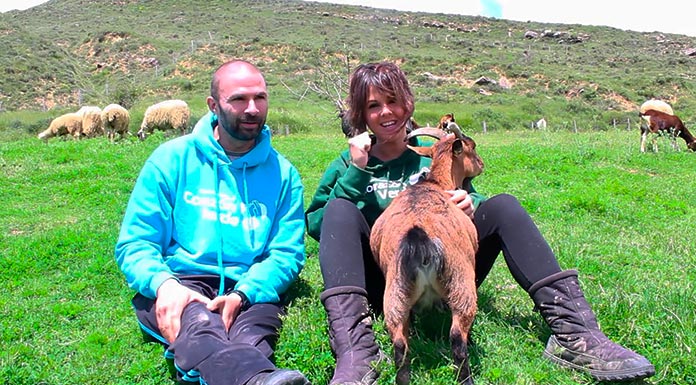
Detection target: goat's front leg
<box><xmin>669</xmin><ymin>129</ymin><xmax>679</xmax><ymax>151</ymax></box>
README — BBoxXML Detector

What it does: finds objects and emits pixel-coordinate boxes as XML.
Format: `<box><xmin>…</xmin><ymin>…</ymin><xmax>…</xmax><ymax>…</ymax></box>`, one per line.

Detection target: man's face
<box><xmin>212</xmin><ymin>69</ymin><xmax>268</xmax><ymax>142</ymax></box>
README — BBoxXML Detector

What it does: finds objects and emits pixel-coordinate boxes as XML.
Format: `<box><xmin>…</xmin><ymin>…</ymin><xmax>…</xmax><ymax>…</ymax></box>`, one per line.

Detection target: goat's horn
<box><xmin>446</xmin><ymin>121</ymin><xmax>468</xmax><ymax>140</ymax></box>
<box><xmin>406</xmin><ymin>126</ymin><xmax>447</xmax><ymax>141</ymax></box>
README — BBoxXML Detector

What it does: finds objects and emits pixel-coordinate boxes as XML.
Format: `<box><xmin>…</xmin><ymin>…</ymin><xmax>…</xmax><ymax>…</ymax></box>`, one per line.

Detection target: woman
<box><xmin>305</xmin><ymin>62</ymin><xmax>655</xmax><ymax>384</ymax></box>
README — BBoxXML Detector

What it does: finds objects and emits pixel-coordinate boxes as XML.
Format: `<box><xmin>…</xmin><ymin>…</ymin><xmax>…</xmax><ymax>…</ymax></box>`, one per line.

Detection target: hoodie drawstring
<box><xmin>213</xmin><ymin>157</ymin><xmax>226</xmax><ymax>297</ymax></box>
<box><xmin>241</xmin><ymin>163</ymin><xmax>254</xmax><ymax>246</ymax></box>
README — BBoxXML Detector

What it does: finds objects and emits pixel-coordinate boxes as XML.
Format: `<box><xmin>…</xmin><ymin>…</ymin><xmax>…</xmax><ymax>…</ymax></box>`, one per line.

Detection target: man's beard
<box><xmin>220</xmin><ymin>113</ymin><xmax>265</xmax><ymax>142</ymax></box>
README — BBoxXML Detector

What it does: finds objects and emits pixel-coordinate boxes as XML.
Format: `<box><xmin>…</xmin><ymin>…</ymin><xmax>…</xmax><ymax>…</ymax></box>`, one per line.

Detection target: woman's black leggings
<box><xmin>318</xmin><ymin>194</ymin><xmax>562</xmax><ymax>310</ymax></box>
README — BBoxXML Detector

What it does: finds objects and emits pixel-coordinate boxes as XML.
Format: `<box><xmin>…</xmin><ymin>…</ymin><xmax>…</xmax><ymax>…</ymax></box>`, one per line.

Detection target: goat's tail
<box><xmin>400</xmin><ymin>226</ymin><xmax>444</xmax><ymax>282</ymax></box>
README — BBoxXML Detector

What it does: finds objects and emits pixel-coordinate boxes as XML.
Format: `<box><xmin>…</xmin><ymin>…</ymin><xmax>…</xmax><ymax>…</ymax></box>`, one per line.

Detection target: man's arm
<box><xmin>114</xmin><ymin>158</ymin><xmax>176</xmax><ymax>299</ymax></box>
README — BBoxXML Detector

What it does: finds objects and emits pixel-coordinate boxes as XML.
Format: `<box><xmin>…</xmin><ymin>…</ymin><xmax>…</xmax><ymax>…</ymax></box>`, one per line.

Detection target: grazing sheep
<box><xmin>370</xmin><ymin>123</ymin><xmax>484</xmax><ymax>385</ymax></box>
<box><xmin>101</xmin><ymin>103</ymin><xmax>131</xmax><ymax>142</ymax></box>
<box><xmin>77</xmin><ymin>105</ymin><xmax>103</xmax><ymax>138</ymax></box>
<box><xmin>639</xmin><ymin>99</ymin><xmax>673</xmax><ymax>116</ymax></box>
<box><xmin>534</xmin><ymin>117</ymin><xmax>547</xmax><ymax>129</ymax></box>
<box><xmin>639</xmin><ymin>109</ymin><xmax>696</xmax><ymax>152</ymax></box>
<box><xmin>137</xmin><ymin>99</ymin><xmax>190</xmax><ymax>140</ymax></box>
<box><xmin>37</xmin><ymin>112</ymin><xmax>83</xmax><ymax>141</ymax></box>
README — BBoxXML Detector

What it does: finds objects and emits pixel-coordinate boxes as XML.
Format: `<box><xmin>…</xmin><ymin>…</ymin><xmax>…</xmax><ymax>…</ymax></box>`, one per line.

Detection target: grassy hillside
<box><xmin>1</xmin><ymin>0</ymin><xmax>696</xmax><ymax>136</ymax></box>
<box><xmin>1</xmin><ymin>2</ymin><xmax>695</xmax><ymax>385</ymax></box>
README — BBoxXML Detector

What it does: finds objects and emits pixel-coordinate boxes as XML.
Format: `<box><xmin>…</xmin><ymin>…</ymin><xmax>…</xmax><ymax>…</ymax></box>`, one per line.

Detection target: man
<box><xmin>115</xmin><ymin>60</ymin><xmax>309</xmax><ymax>385</ymax></box>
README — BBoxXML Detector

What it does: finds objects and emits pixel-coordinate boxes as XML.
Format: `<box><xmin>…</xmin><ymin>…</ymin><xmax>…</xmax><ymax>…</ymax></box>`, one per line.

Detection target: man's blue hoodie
<box><xmin>115</xmin><ymin>111</ymin><xmax>305</xmax><ymax>305</ymax></box>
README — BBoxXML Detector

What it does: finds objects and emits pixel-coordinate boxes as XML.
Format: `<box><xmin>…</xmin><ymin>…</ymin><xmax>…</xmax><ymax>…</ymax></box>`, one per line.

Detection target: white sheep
<box><xmin>639</xmin><ymin>99</ymin><xmax>673</xmax><ymax>116</ymax></box>
<box><xmin>77</xmin><ymin>105</ymin><xmax>103</xmax><ymax>138</ymax></box>
<box><xmin>37</xmin><ymin>112</ymin><xmax>83</xmax><ymax>141</ymax></box>
<box><xmin>137</xmin><ymin>99</ymin><xmax>190</xmax><ymax>140</ymax></box>
<box><xmin>101</xmin><ymin>103</ymin><xmax>131</xmax><ymax>142</ymax></box>
<box><xmin>638</xmin><ymin>99</ymin><xmax>676</xmax><ymax>152</ymax></box>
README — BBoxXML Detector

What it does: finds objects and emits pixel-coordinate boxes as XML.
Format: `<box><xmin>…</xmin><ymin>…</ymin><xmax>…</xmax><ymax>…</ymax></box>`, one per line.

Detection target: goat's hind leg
<box><xmin>448</xmin><ymin>284</ymin><xmax>477</xmax><ymax>385</ymax></box>
<box><xmin>640</xmin><ymin>131</ymin><xmax>647</xmax><ymax>153</ymax></box>
<box><xmin>450</xmin><ymin>311</ymin><xmax>476</xmax><ymax>385</ymax></box>
<box><xmin>383</xmin><ymin>278</ymin><xmax>413</xmax><ymax>385</ymax></box>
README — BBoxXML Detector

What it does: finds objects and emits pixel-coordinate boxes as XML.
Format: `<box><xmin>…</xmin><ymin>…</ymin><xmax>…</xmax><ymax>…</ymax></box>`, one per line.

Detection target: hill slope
<box><xmin>1</xmin><ymin>0</ymin><xmax>695</xmax><ymax>130</ymax></box>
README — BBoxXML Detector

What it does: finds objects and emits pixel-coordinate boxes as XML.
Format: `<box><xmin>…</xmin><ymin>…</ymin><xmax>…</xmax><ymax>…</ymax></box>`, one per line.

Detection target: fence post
<box><xmin>482</xmin><ymin>121</ymin><xmax>487</xmax><ymax>133</ymax></box>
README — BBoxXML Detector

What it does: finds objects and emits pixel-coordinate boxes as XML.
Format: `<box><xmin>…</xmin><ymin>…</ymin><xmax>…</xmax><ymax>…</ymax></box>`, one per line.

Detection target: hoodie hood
<box><xmin>192</xmin><ymin>111</ymin><xmax>272</xmax><ymax>168</ymax></box>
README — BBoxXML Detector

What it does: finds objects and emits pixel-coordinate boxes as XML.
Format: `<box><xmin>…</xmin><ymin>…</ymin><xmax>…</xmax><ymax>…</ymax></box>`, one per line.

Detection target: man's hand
<box><xmin>207</xmin><ymin>293</ymin><xmax>244</xmax><ymax>332</ymax></box>
<box><xmin>155</xmin><ymin>279</ymin><xmax>210</xmax><ymax>343</ymax></box>
<box><xmin>446</xmin><ymin>189</ymin><xmax>475</xmax><ymax>220</ymax></box>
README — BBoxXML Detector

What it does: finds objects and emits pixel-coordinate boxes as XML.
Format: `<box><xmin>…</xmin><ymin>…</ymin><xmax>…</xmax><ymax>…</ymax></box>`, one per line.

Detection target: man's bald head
<box><xmin>210</xmin><ymin>60</ymin><xmax>265</xmax><ymax>101</ymax></box>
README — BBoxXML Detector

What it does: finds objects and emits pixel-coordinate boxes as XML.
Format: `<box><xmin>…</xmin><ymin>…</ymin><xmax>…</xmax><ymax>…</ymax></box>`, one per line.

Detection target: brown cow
<box><xmin>638</xmin><ymin>109</ymin><xmax>696</xmax><ymax>152</ymax></box>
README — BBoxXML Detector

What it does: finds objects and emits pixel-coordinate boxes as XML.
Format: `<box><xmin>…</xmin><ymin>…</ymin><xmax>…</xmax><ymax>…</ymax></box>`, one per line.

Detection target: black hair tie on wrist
<box><xmin>230</xmin><ymin>290</ymin><xmax>250</xmax><ymax>310</ymax></box>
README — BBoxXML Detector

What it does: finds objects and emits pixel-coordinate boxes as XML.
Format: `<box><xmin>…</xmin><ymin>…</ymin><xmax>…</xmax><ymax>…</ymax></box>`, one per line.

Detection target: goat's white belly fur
<box><xmin>412</xmin><ymin>263</ymin><xmax>445</xmax><ymax>311</ymax></box>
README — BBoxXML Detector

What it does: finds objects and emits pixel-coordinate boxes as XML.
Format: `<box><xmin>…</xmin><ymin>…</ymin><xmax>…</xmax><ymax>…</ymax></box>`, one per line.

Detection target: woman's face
<box><xmin>364</xmin><ymin>86</ymin><xmax>409</xmax><ymax>142</ymax></box>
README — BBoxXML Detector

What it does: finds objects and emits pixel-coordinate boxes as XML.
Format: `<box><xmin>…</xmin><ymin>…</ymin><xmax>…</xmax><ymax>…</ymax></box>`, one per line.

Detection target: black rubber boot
<box><xmin>529</xmin><ymin>270</ymin><xmax>655</xmax><ymax>382</ymax></box>
<box><xmin>246</xmin><ymin>369</ymin><xmax>311</xmax><ymax>385</ymax></box>
<box><xmin>320</xmin><ymin>286</ymin><xmax>381</xmax><ymax>385</ymax></box>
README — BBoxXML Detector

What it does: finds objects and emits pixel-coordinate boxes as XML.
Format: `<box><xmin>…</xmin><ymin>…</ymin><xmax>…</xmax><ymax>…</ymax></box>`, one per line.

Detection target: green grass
<box><xmin>1</xmin><ymin>124</ymin><xmax>694</xmax><ymax>385</ymax></box>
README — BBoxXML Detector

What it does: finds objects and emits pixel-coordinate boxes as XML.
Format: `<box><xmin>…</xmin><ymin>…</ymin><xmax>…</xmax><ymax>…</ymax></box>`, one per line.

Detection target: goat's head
<box><xmin>336</xmin><ymin>100</ymin><xmax>359</xmax><ymax>138</ymax></box>
<box><xmin>406</xmin><ymin>122</ymin><xmax>484</xmax><ymax>189</ymax></box>
<box><xmin>438</xmin><ymin>113</ymin><xmax>455</xmax><ymax>130</ymax></box>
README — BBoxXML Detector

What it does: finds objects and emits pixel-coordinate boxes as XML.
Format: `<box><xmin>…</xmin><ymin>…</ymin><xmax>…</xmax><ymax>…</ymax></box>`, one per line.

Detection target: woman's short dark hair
<box><xmin>346</xmin><ymin>62</ymin><xmax>414</xmax><ymax>135</ymax></box>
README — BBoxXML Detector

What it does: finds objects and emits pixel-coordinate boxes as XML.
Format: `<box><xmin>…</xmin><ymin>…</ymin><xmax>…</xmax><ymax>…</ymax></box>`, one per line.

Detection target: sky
<box><xmin>1</xmin><ymin>0</ymin><xmax>695</xmax><ymax>37</ymax></box>
<box><xmin>304</xmin><ymin>0</ymin><xmax>696</xmax><ymax>37</ymax></box>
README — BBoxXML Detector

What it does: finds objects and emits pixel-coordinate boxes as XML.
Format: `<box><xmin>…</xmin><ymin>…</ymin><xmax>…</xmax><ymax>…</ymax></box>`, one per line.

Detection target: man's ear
<box><xmin>206</xmin><ymin>96</ymin><xmax>217</xmax><ymax>113</ymax></box>
<box><xmin>407</xmin><ymin>145</ymin><xmax>433</xmax><ymax>158</ymax></box>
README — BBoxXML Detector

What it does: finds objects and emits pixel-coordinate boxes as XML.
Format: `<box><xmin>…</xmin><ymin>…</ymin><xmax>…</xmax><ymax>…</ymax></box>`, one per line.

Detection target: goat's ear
<box><xmin>407</xmin><ymin>145</ymin><xmax>434</xmax><ymax>158</ymax></box>
<box><xmin>452</xmin><ymin>139</ymin><xmax>463</xmax><ymax>156</ymax></box>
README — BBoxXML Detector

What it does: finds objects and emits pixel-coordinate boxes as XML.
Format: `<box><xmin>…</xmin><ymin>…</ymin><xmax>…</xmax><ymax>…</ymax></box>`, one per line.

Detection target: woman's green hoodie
<box><xmin>305</xmin><ymin>138</ymin><xmax>485</xmax><ymax>241</ymax></box>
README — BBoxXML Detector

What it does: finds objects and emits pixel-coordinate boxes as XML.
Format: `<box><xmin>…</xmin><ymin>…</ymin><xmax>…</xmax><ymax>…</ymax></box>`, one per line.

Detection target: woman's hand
<box><xmin>348</xmin><ymin>131</ymin><xmax>372</xmax><ymax>169</ymax></box>
<box><xmin>446</xmin><ymin>189</ymin><xmax>475</xmax><ymax>220</ymax></box>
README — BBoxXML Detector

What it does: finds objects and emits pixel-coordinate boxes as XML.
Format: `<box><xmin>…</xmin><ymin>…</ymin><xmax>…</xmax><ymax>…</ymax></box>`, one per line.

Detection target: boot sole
<box><xmin>542</xmin><ymin>349</ymin><xmax>656</xmax><ymax>382</ymax></box>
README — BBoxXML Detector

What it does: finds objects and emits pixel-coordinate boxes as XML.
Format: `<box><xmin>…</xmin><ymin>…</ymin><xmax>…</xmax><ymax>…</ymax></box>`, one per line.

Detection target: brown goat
<box><xmin>639</xmin><ymin>109</ymin><xmax>696</xmax><ymax>152</ymax></box>
<box><xmin>370</xmin><ymin>123</ymin><xmax>484</xmax><ymax>385</ymax></box>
